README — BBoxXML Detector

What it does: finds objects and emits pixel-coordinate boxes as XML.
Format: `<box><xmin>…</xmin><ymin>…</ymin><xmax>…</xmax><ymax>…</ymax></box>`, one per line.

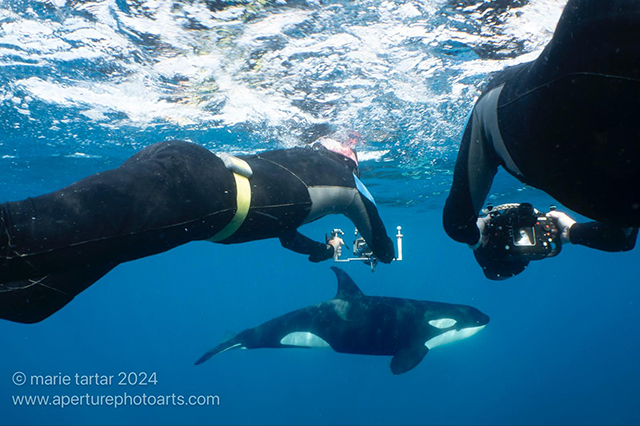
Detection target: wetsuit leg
<box><xmin>0</xmin><ymin>141</ymin><xmax>236</xmax><ymax>322</ymax></box>
<box><xmin>0</xmin><ymin>140</ymin><xmax>236</xmax><ymax>282</ymax></box>
<box><xmin>0</xmin><ymin>266</ymin><xmax>113</xmax><ymax>324</ymax></box>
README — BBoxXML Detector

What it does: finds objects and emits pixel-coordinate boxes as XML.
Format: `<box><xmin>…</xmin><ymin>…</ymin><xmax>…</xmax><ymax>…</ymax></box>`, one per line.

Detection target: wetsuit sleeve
<box><xmin>443</xmin><ymin>107</ymin><xmax>500</xmax><ymax>246</ymax></box>
<box><xmin>345</xmin><ymin>192</ymin><xmax>395</xmax><ymax>264</ymax></box>
<box><xmin>279</xmin><ymin>231</ymin><xmax>334</xmax><ymax>262</ymax></box>
<box><xmin>569</xmin><ymin>223</ymin><xmax>638</xmax><ymax>252</ymax></box>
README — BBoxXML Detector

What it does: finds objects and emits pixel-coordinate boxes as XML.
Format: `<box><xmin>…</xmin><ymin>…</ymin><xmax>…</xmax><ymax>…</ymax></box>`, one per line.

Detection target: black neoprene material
<box><xmin>280</xmin><ymin>231</ymin><xmax>334</xmax><ymax>263</ymax></box>
<box><xmin>0</xmin><ymin>141</ymin><xmax>236</xmax><ymax>282</ymax></box>
<box><xmin>443</xmin><ymin>116</ymin><xmax>496</xmax><ymax>246</ymax></box>
<box><xmin>443</xmin><ymin>0</ymin><xmax>640</xmax><ymax>277</ymax></box>
<box><xmin>0</xmin><ymin>141</ymin><xmax>393</xmax><ymax>323</ymax></box>
<box><xmin>570</xmin><ymin>223</ymin><xmax>638</xmax><ymax>252</ymax></box>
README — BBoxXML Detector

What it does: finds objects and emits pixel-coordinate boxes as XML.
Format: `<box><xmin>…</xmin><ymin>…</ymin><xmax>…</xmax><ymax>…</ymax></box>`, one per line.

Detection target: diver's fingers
<box><xmin>327</xmin><ymin>237</ymin><xmax>344</xmax><ymax>256</ymax></box>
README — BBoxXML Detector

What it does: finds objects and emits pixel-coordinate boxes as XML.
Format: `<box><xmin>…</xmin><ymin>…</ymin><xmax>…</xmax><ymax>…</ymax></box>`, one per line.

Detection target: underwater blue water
<box><xmin>2</xmin><ymin>1</ymin><xmax>640</xmax><ymax>425</ymax></box>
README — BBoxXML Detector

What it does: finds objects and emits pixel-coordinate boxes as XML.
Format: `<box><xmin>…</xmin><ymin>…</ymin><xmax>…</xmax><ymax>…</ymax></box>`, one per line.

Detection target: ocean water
<box><xmin>1</xmin><ymin>1</ymin><xmax>639</xmax><ymax>425</ymax></box>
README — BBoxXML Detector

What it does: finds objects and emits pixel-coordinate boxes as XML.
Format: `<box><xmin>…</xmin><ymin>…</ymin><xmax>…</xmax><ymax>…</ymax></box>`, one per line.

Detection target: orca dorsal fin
<box><xmin>331</xmin><ymin>267</ymin><xmax>365</xmax><ymax>299</ymax></box>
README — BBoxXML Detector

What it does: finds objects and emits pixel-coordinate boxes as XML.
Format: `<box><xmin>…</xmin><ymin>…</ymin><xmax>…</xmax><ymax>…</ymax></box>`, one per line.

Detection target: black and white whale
<box><xmin>195</xmin><ymin>267</ymin><xmax>490</xmax><ymax>374</ymax></box>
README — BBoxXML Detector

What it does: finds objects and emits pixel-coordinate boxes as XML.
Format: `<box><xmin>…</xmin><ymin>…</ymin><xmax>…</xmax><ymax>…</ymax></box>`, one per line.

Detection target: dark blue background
<box><xmin>1</xmin><ymin>1</ymin><xmax>639</xmax><ymax>422</ymax></box>
<box><xmin>2</xmin><ymin>160</ymin><xmax>639</xmax><ymax>425</ymax></box>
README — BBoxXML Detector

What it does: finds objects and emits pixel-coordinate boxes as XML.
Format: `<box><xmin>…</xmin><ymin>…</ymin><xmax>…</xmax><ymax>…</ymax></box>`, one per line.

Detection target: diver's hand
<box><xmin>327</xmin><ymin>236</ymin><xmax>345</xmax><ymax>258</ymax></box>
<box><xmin>375</xmin><ymin>236</ymin><xmax>395</xmax><ymax>264</ymax></box>
<box><xmin>546</xmin><ymin>211</ymin><xmax>576</xmax><ymax>244</ymax></box>
<box><xmin>469</xmin><ymin>215</ymin><xmax>491</xmax><ymax>250</ymax></box>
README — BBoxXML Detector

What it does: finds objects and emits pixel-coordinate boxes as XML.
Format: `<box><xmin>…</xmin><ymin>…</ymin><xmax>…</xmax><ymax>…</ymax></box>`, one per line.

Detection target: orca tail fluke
<box><xmin>194</xmin><ymin>338</ymin><xmax>243</xmax><ymax>366</ymax></box>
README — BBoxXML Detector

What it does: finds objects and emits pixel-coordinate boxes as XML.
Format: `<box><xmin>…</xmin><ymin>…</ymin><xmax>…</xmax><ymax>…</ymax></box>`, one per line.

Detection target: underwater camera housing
<box><xmin>330</xmin><ymin>227</ymin><xmax>403</xmax><ymax>272</ymax></box>
<box><xmin>481</xmin><ymin>203</ymin><xmax>561</xmax><ymax>262</ymax></box>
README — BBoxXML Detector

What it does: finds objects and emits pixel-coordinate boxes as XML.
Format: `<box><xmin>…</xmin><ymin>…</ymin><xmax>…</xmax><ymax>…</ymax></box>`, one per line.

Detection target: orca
<box><xmin>195</xmin><ymin>267</ymin><xmax>490</xmax><ymax>374</ymax></box>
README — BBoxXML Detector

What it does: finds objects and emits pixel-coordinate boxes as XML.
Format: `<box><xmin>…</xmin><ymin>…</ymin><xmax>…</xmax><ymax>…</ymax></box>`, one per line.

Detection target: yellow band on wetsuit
<box><xmin>208</xmin><ymin>155</ymin><xmax>252</xmax><ymax>242</ymax></box>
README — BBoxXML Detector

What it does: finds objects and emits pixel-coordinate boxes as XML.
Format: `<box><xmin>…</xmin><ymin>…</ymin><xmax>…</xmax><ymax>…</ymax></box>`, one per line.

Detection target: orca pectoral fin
<box><xmin>390</xmin><ymin>346</ymin><xmax>429</xmax><ymax>375</ymax></box>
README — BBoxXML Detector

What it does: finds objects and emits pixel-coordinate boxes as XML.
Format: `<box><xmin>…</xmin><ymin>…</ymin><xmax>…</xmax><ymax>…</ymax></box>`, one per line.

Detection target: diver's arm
<box><xmin>345</xmin><ymin>190</ymin><xmax>395</xmax><ymax>264</ymax></box>
<box><xmin>443</xmin><ymin>107</ymin><xmax>500</xmax><ymax>246</ymax></box>
<box><xmin>279</xmin><ymin>231</ymin><xmax>335</xmax><ymax>262</ymax></box>
<box><xmin>547</xmin><ymin>211</ymin><xmax>637</xmax><ymax>252</ymax></box>
<box><xmin>569</xmin><ymin>223</ymin><xmax>638</xmax><ymax>252</ymax></box>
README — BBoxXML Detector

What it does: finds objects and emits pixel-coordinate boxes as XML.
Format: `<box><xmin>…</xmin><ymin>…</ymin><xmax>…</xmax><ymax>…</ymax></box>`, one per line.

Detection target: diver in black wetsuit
<box><xmin>0</xmin><ymin>138</ymin><xmax>395</xmax><ymax>323</ymax></box>
<box><xmin>443</xmin><ymin>0</ymin><xmax>640</xmax><ymax>280</ymax></box>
